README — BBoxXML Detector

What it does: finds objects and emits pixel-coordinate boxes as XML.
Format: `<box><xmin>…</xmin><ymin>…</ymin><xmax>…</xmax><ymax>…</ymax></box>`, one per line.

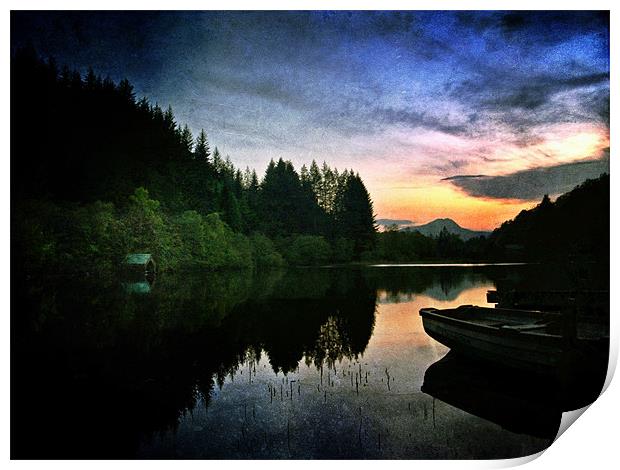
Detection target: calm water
<box><xmin>11</xmin><ymin>264</ymin><xmax>608</xmax><ymax>459</ymax></box>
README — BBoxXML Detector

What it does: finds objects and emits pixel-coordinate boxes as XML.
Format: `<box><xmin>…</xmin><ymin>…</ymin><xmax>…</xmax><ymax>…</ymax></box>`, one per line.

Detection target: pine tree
<box><xmin>117</xmin><ymin>78</ymin><xmax>135</xmax><ymax>103</ymax></box>
<box><xmin>180</xmin><ymin>125</ymin><xmax>194</xmax><ymax>155</ymax></box>
<box><xmin>85</xmin><ymin>66</ymin><xmax>99</xmax><ymax>90</ymax></box>
<box><xmin>221</xmin><ymin>180</ymin><xmax>242</xmax><ymax>232</ymax></box>
<box><xmin>163</xmin><ymin>105</ymin><xmax>176</xmax><ymax>132</ymax></box>
<box><xmin>309</xmin><ymin>160</ymin><xmax>322</xmax><ymax>205</ymax></box>
<box><xmin>212</xmin><ymin>147</ymin><xmax>222</xmax><ymax>172</ymax></box>
<box><xmin>335</xmin><ymin>173</ymin><xmax>377</xmax><ymax>256</ymax></box>
<box><xmin>152</xmin><ymin>104</ymin><xmax>164</xmax><ymax>123</ymax></box>
<box><xmin>194</xmin><ymin>129</ymin><xmax>211</xmax><ymax>163</ymax></box>
<box><xmin>321</xmin><ymin>162</ymin><xmax>336</xmax><ymax>213</ymax></box>
<box><xmin>11</xmin><ymin>51</ymin><xmax>383</xmax><ymax>250</ymax></box>
<box><xmin>300</xmin><ymin>164</ymin><xmax>309</xmax><ymax>186</ymax></box>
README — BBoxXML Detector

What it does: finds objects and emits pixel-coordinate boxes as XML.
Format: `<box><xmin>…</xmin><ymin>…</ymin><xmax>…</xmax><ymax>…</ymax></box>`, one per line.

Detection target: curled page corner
<box><xmin>555</xmin><ymin>406</ymin><xmax>590</xmax><ymax>441</ymax></box>
<box><xmin>601</xmin><ymin>344</ymin><xmax>618</xmax><ymax>394</ymax></box>
<box><xmin>554</xmin><ymin>350</ymin><xmax>616</xmax><ymax>444</ymax></box>
<box><xmin>496</xmin><ymin>449</ymin><xmax>547</xmax><ymax>468</ymax></box>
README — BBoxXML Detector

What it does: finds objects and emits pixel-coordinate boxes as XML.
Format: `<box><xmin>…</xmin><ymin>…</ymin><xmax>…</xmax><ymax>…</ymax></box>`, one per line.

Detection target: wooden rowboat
<box><xmin>419</xmin><ymin>305</ymin><xmax>608</xmax><ymax>376</ymax></box>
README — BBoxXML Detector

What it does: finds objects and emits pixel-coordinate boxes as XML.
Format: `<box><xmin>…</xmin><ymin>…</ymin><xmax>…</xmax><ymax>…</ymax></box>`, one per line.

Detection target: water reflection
<box><xmin>11</xmin><ymin>264</ymin><xmax>608</xmax><ymax>459</ymax></box>
<box><xmin>421</xmin><ymin>349</ymin><xmax>608</xmax><ymax>443</ymax></box>
<box><xmin>422</xmin><ymin>353</ymin><xmax>562</xmax><ymax>440</ymax></box>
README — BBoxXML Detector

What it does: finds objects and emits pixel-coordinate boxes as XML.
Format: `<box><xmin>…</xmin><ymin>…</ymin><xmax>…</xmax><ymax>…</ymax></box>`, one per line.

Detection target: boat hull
<box><xmin>420</xmin><ymin>308</ymin><xmax>565</xmax><ymax>375</ymax></box>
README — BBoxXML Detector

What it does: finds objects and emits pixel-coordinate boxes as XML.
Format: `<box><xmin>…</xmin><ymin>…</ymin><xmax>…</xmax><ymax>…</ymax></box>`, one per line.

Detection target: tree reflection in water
<box><xmin>11</xmin><ymin>264</ymin><xmax>608</xmax><ymax>458</ymax></box>
<box><xmin>12</xmin><ymin>268</ymin><xmax>378</xmax><ymax>457</ymax></box>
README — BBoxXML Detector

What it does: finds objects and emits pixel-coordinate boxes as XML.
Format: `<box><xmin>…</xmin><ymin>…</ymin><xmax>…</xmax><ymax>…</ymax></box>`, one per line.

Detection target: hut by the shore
<box><xmin>125</xmin><ymin>253</ymin><xmax>156</xmax><ymax>274</ymax></box>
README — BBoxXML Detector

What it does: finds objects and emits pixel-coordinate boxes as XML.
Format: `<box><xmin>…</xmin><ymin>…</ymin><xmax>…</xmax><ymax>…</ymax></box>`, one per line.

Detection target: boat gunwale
<box><xmin>419</xmin><ymin>306</ymin><xmax>562</xmax><ymax>340</ymax></box>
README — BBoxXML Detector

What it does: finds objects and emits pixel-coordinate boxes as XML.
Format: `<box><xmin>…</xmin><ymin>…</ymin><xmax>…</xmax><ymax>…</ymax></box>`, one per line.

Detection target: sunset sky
<box><xmin>12</xmin><ymin>11</ymin><xmax>610</xmax><ymax>230</ymax></box>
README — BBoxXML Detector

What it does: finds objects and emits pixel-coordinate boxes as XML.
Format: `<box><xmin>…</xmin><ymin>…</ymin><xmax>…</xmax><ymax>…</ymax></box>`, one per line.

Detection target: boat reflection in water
<box><xmin>421</xmin><ymin>351</ymin><xmax>607</xmax><ymax>441</ymax></box>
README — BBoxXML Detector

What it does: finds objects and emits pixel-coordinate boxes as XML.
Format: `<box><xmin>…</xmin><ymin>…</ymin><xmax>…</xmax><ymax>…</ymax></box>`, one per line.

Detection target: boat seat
<box><xmin>500</xmin><ymin>323</ymin><xmax>550</xmax><ymax>331</ymax></box>
<box><xmin>477</xmin><ymin>320</ymin><xmax>507</xmax><ymax>327</ymax></box>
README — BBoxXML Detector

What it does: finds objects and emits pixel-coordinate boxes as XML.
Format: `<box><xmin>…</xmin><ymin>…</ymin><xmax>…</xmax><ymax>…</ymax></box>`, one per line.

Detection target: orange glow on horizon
<box><xmin>364</xmin><ymin>122</ymin><xmax>609</xmax><ymax>232</ymax></box>
<box><xmin>372</xmin><ymin>184</ymin><xmax>537</xmax><ymax>231</ymax></box>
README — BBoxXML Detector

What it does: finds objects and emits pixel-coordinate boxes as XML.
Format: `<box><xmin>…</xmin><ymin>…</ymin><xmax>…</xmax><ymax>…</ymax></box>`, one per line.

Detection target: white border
<box><xmin>3</xmin><ymin>2</ymin><xmax>617</xmax><ymax>468</ymax></box>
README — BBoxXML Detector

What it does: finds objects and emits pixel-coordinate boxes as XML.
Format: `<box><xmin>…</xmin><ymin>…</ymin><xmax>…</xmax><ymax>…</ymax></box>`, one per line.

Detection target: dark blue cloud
<box><xmin>11</xmin><ymin>11</ymin><xmax>610</xmax><ymax>174</ymax></box>
<box><xmin>443</xmin><ymin>154</ymin><xmax>609</xmax><ymax>200</ymax></box>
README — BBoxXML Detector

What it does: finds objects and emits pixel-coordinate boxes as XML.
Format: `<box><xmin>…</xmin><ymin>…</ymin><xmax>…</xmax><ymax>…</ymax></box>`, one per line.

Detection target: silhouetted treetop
<box><xmin>12</xmin><ymin>49</ymin><xmax>379</xmax><ymax>263</ymax></box>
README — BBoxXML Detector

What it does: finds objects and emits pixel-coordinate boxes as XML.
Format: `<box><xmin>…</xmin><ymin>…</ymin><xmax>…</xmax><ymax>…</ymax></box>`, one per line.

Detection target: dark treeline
<box><xmin>371</xmin><ymin>173</ymin><xmax>609</xmax><ymax>264</ymax></box>
<box><xmin>11</xmin><ymin>49</ymin><xmax>609</xmax><ymax>271</ymax></box>
<box><xmin>11</xmin><ymin>49</ymin><xmax>376</xmax><ymax>272</ymax></box>
<box><xmin>487</xmin><ymin>174</ymin><xmax>609</xmax><ymax>263</ymax></box>
<box><xmin>372</xmin><ymin>226</ymin><xmax>489</xmax><ymax>262</ymax></box>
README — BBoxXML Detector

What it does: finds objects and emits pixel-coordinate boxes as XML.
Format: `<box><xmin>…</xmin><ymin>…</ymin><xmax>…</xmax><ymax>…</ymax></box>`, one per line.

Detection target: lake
<box><xmin>11</xmin><ymin>263</ymin><xmax>608</xmax><ymax>459</ymax></box>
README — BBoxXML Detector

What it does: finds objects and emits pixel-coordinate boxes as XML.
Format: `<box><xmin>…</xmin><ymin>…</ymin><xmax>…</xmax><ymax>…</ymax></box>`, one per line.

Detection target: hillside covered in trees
<box><xmin>11</xmin><ymin>49</ymin><xmax>377</xmax><ymax>273</ymax></box>
<box><xmin>486</xmin><ymin>174</ymin><xmax>609</xmax><ymax>263</ymax></box>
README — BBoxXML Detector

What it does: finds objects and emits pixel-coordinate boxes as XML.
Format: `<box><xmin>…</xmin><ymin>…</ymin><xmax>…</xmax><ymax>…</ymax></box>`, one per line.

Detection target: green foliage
<box><xmin>371</xmin><ymin>228</ymin><xmax>488</xmax><ymax>262</ymax></box>
<box><xmin>285</xmin><ymin>235</ymin><xmax>332</xmax><ymax>266</ymax></box>
<box><xmin>332</xmin><ymin>237</ymin><xmax>355</xmax><ymax>263</ymax></box>
<box><xmin>71</xmin><ymin>201</ymin><xmax>127</xmax><ymax>268</ymax></box>
<box><xmin>174</xmin><ymin>210</ymin><xmax>209</xmax><ymax>262</ymax></box>
<box><xmin>249</xmin><ymin>233</ymin><xmax>285</xmax><ymax>268</ymax></box>
<box><xmin>14</xmin><ymin>191</ymin><xmax>288</xmax><ymax>274</ymax></box>
<box><xmin>334</xmin><ymin>172</ymin><xmax>377</xmax><ymax>255</ymax></box>
<box><xmin>123</xmin><ymin>187</ymin><xmax>178</xmax><ymax>268</ymax></box>
<box><xmin>12</xmin><ymin>47</ymin><xmax>608</xmax><ymax>271</ymax></box>
<box><xmin>374</xmin><ymin>230</ymin><xmax>433</xmax><ymax>261</ymax></box>
<box><xmin>259</xmin><ymin>159</ymin><xmax>312</xmax><ymax>236</ymax></box>
<box><xmin>12</xmin><ymin>52</ymin><xmax>383</xmax><ymax>272</ymax></box>
<box><xmin>194</xmin><ymin>129</ymin><xmax>211</xmax><ymax>163</ymax></box>
<box><xmin>220</xmin><ymin>181</ymin><xmax>243</xmax><ymax>232</ymax></box>
<box><xmin>200</xmin><ymin>213</ymin><xmax>252</xmax><ymax>269</ymax></box>
<box><xmin>13</xmin><ymin>199</ymin><xmax>127</xmax><ymax>273</ymax></box>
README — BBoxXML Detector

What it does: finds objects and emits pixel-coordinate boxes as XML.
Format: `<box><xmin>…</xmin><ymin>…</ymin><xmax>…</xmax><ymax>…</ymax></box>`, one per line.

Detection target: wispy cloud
<box><xmin>443</xmin><ymin>156</ymin><xmax>609</xmax><ymax>200</ymax></box>
<box><xmin>11</xmin><ymin>11</ymin><xmax>610</xmax><ymax>228</ymax></box>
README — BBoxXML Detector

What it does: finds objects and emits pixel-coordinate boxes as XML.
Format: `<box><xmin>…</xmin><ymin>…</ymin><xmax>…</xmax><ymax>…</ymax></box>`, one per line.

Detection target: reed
<box><xmin>358</xmin><ymin>415</ymin><xmax>362</xmax><ymax>447</ymax></box>
<box><xmin>287</xmin><ymin>418</ymin><xmax>291</xmax><ymax>454</ymax></box>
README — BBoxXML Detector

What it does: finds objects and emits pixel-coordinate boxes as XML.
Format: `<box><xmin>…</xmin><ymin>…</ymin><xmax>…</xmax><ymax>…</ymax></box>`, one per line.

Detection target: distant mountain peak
<box><xmin>433</xmin><ymin>218</ymin><xmax>459</xmax><ymax>227</ymax></box>
<box><xmin>377</xmin><ymin>217</ymin><xmax>489</xmax><ymax>240</ymax></box>
<box><xmin>406</xmin><ymin>218</ymin><xmax>489</xmax><ymax>240</ymax></box>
